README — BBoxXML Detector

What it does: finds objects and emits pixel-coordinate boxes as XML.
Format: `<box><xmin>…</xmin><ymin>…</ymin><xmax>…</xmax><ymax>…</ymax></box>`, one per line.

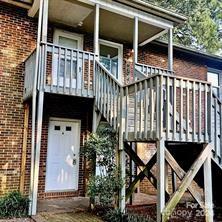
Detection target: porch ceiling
<box><xmin>47</xmin><ymin>0</ymin><xmax>164</xmax><ymax>44</ymax></box>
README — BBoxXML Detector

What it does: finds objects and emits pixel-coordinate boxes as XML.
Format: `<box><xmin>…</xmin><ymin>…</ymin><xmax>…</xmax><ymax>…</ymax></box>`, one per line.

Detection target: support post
<box><xmin>94</xmin><ymin>3</ymin><xmax>100</xmax><ymax>55</ymax></box>
<box><xmin>157</xmin><ymin>139</ymin><xmax>165</xmax><ymax>222</ymax></box>
<box><xmin>30</xmin><ymin>0</ymin><xmax>48</xmax><ymax>215</ymax></box>
<box><xmin>168</xmin><ymin>28</ymin><xmax>173</xmax><ymax>72</ymax></box>
<box><xmin>133</xmin><ymin>16</ymin><xmax>138</xmax><ymax>79</ymax></box>
<box><xmin>29</xmin><ymin>0</ymin><xmax>44</xmax><ymax>215</ymax></box>
<box><xmin>204</xmin><ymin>155</ymin><xmax>214</xmax><ymax>222</ymax></box>
<box><xmin>165</xmin><ymin>162</ymin><xmax>169</xmax><ymax>194</ymax></box>
<box><xmin>20</xmin><ymin>103</ymin><xmax>30</xmax><ymax>194</ymax></box>
<box><xmin>172</xmin><ymin>170</ymin><xmax>177</xmax><ymax>193</ymax></box>
<box><xmin>119</xmin><ymin>88</ymin><xmax>125</xmax><ymax>213</ymax></box>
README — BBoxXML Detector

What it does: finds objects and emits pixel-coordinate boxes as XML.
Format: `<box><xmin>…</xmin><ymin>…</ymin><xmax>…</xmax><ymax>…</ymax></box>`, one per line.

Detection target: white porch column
<box><xmin>204</xmin><ymin>155</ymin><xmax>214</xmax><ymax>222</ymax></box>
<box><xmin>30</xmin><ymin>0</ymin><xmax>48</xmax><ymax>216</ymax></box>
<box><xmin>119</xmin><ymin>88</ymin><xmax>126</xmax><ymax>213</ymax></box>
<box><xmin>157</xmin><ymin>139</ymin><xmax>165</xmax><ymax>222</ymax></box>
<box><xmin>94</xmin><ymin>3</ymin><xmax>100</xmax><ymax>55</ymax></box>
<box><xmin>29</xmin><ymin>0</ymin><xmax>44</xmax><ymax>216</ymax></box>
<box><xmin>133</xmin><ymin>16</ymin><xmax>139</xmax><ymax>65</ymax></box>
<box><xmin>168</xmin><ymin>28</ymin><xmax>173</xmax><ymax>72</ymax></box>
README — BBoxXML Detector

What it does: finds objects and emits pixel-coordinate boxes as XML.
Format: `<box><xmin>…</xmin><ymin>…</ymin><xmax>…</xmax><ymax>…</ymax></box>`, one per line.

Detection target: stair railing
<box><xmin>211</xmin><ymin>93</ymin><xmax>222</xmax><ymax>163</ymax></box>
<box><xmin>95</xmin><ymin>60</ymin><xmax>212</xmax><ymax>143</ymax></box>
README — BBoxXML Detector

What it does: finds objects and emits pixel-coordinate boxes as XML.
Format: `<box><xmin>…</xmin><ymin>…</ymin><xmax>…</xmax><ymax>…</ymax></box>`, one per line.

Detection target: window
<box><xmin>99</xmin><ymin>39</ymin><xmax>123</xmax><ymax>82</ymax></box>
<box><xmin>207</xmin><ymin>70</ymin><xmax>220</xmax><ymax>97</ymax></box>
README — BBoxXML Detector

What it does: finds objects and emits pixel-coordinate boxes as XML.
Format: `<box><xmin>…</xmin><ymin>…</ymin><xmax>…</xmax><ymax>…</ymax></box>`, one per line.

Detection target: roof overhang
<box><xmin>28</xmin><ymin>0</ymin><xmax>186</xmax><ymax>44</ymax></box>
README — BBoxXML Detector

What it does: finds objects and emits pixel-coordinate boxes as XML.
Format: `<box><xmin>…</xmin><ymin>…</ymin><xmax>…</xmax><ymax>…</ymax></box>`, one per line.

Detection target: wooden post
<box><xmin>30</xmin><ymin>0</ymin><xmax>48</xmax><ymax>215</ymax></box>
<box><xmin>157</xmin><ymin>139</ymin><xmax>165</xmax><ymax>222</ymax></box>
<box><xmin>119</xmin><ymin>88</ymin><xmax>126</xmax><ymax>213</ymax></box>
<box><xmin>165</xmin><ymin>162</ymin><xmax>169</xmax><ymax>194</ymax></box>
<box><xmin>172</xmin><ymin>169</ymin><xmax>177</xmax><ymax>193</ymax></box>
<box><xmin>29</xmin><ymin>0</ymin><xmax>44</xmax><ymax>216</ymax></box>
<box><xmin>168</xmin><ymin>28</ymin><xmax>173</xmax><ymax>72</ymax></box>
<box><xmin>133</xmin><ymin>16</ymin><xmax>138</xmax><ymax>79</ymax></box>
<box><xmin>204</xmin><ymin>155</ymin><xmax>214</xmax><ymax>222</ymax></box>
<box><xmin>20</xmin><ymin>103</ymin><xmax>30</xmax><ymax>194</ymax></box>
<box><xmin>129</xmin><ymin>142</ymin><xmax>133</xmax><ymax>205</ymax></box>
<box><xmin>94</xmin><ymin>3</ymin><xmax>100</xmax><ymax>55</ymax></box>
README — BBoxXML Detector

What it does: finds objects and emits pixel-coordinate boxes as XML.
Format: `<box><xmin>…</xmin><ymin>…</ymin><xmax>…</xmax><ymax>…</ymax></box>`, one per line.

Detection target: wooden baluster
<box><xmin>87</xmin><ymin>54</ymin><xmax>90</xmax><ymax>96</ymax></box>
<box><xmin>63</xmin><ymin>48</ymin><xmax>67</xmax><ymax>93</ymax></box>
<box><xmin>103</xmin><ymin>73</ymin><xmax>107</xmax><ymax>118</ymax></box>
<box><xmin>159</xmin><ymin>75</ymin><xmax>163</xmax><ymax>138</ymax></box>
<box><xmin>156</xmin><ymin>76</ymin><xmax>160</xmax><ymax>138</ymax></box>
<box><xmin>150</xmin><ymin>78</ymin><xmax>154</xmax><ymax>139</ymax></box>
<box><xmin>50</xmin><ymin>45</ymin><xmax>54</xmax><ymax>92</ymax></box>
<box><xmin>198</xmin><ymin>83</ymin><xmax>202</xmax><ymax>141</ymax></box>
<box><xmin>144</xmin><ymin>79</ymin><xmax>148</xmax><ymax>139</ymax></box>
<box><xmin>76</xmin><ymin>51</ymin><xmax>79</xmax><ymax>95</ymax></box>
<box><xmin>215</xmin><ymin>99</ymin><xmax>218</xmax><ymax>157</ymax></box>
<box><xmin>57</xmin><ymin>47</ymin><xmax>61</xmax><ymax>93</ymax></box>
<box><xmin>204</xmin><ymin>84</ymin><xmax>208</xmax><ymax>142</ymax></box>
<box><xmin>125</xmin><ymin>86</ymin><xmax>129</xmax><ymax>140</ymax></box>
<box><xmin>166</xmin><ymin>76</ymin><xmax>170</xmax><ymax>140</ymax></box>
<box><xmin>139</xmin><ymin>81</ymin><xmax>143</xmax><ymax>139</ymax></box>
<box><xmin>70</xmin><ymin>49</ymin><xmax>73</xmax><ymax>94</ymax></box>
<box><xmin>186</xmin><ymin>80</ymin><xmax>190</xmax><ymax>141</ymax></box>
<box><xmin>82</xmin><ymin>53</ymin><xmax>85</xmax><ymax>96</ymax></box>
<box><xmin>107</xmin><ymin>76</ymin><xmax>110</xmax><ymax>121</ymax></box>
<box><xmin>113</xmin><ymin>80</ymin><xmax>116</xmax><ymax>130</ymax></box>
<box><xmin>180</xmin><ymin>79</ymin><xmax>183</xmax><ymax>141</ymax></box>
<box><xmin>134</xmin><ymin>83</ymin><xmax>138</xmax><ymax>139</ymax></box>
<box><xmin>220</xmin><ymin>103</ymin><xmax>222</xmax><ymax>159</ymax></box>
<box><xmin>173</xmin><ymin>78</ymin><xmax>177</xmax><ymax>140</ymax></box>
<box><xmin>192</xmin><ymin>81</ymin><xmax>196</xmax><ymax>141</ymax></box>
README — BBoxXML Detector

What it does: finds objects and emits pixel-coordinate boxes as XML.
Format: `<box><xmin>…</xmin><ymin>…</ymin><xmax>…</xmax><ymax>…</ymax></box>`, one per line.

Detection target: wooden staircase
<box><xmin>94</xmin><ymin>60</ymin><xmax>222</xmax><ymax>222</ymax></box>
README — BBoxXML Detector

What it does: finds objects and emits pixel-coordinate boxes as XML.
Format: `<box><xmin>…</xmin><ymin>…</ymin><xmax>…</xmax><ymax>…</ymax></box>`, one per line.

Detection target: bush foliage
<box><xmin>0</xmin><ymin>191</ymin><xmax>29</xmax><ymax>218</ymax></box>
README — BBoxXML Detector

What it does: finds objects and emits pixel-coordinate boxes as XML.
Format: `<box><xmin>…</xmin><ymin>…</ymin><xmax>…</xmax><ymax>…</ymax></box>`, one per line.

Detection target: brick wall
<box><xmin>0</xmin><ymin>3</ymin><xmax>37</xmax><ymax>195</ymax></box>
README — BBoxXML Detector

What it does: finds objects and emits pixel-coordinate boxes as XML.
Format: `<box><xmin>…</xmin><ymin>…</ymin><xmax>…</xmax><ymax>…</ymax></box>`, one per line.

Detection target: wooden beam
<box><xmin>168</xmin><ymin>28</ymin><xmax>173</xmax><ymax>72</ymax></box>
<box><xmin>139</xmin><ymin>29</ymin><xmax>168</xmax><ymax>46</ymax></box>
<box><xmin>119</xmin><ymin>88</ymin><xmax>125</xmax><ymax>213</ymax></box>
<box><xmin>126</xmin><ymin>152</ymin><xmax>157</xmax><ymax>201</ymax></box>
<box><xmin>162</xmin><ymin>144</ymin><xmax>211</xmax><ymax>222</ymax></box>
<box><xmin>94</xmin><ymin>3</ymin><xmax>100</xmax><ymax>55</ymax></box>
<box><xmin>157</xmin><ymin>139</ymin><xmax>165</xmax><ymax>222</ymax></box>
<box><xmin>165</xmin><ymin>148</ymin><xmax>204</xmax><ymax>209</ymax></box>
<box><xmin>77</xmin><ymin>0</ymin><xmax>174</xmax><ymax>29</ymax></box>
<box><xmin>133</xmin><ymin>16</ymin><xmax>138</xmax><ymax>65</ymax></box>
<box><xmin>19</xmin><ymin>103</ymin><xmax>30</xmax><ymax>194</ymax></box>
<box><xmin>28</xmin><ymin>0</ymin><xmax>40</xmax><ymax>17</ymax></box>
<box><xmin>204</xmin><ymin>155</ymin><xmax>214</xmax><ymax>222</ymax></box>
<box><xmin>1</xmin><ymin>0</ymin><xmax>31</xmax><ymax>9</ymax></box>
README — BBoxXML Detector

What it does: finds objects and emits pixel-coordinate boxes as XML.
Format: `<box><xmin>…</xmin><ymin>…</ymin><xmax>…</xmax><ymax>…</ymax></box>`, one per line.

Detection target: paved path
<box><xmin>35</xmin><ymin>212</ymin><xmax>103</xmax><ymax>222</ymax></box>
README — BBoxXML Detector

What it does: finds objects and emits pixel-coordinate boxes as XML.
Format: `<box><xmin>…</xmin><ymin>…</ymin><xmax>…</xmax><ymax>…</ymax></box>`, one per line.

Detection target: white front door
<box><xmin>45</xmin><ymin>118</ymin><xmax>80</xmax><ymax>192</ymax></box>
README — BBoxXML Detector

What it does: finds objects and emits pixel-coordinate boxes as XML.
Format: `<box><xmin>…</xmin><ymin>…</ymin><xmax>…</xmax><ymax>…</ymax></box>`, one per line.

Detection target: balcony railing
<box><xmin>24</xmin><ymin>42</ymin><xmax>96</xmax><ymax>99</ymax></box>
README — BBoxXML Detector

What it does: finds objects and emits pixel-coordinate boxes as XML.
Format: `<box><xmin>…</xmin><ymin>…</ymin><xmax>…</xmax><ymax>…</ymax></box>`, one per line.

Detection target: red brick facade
<box><xmin>0</xmin><ymin>2</ymin><xmax>218</xmax><ymax>199</ymax></box>
<box><xmin>0</xmin><ymin>3</ymin><xmax>37</xmax><ymax>195</ymax></box>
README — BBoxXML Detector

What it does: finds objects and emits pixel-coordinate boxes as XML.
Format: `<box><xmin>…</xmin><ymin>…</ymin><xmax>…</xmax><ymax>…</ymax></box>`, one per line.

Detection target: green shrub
<box><xmin>103</xmin><ymin>208</ymin><xmax>124</xmax><ymax>222</ymax></box>
<box><xmin>0</xmin><ymin>191</ymin><xmax>29</xmax><ymax>218</ymax></box>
